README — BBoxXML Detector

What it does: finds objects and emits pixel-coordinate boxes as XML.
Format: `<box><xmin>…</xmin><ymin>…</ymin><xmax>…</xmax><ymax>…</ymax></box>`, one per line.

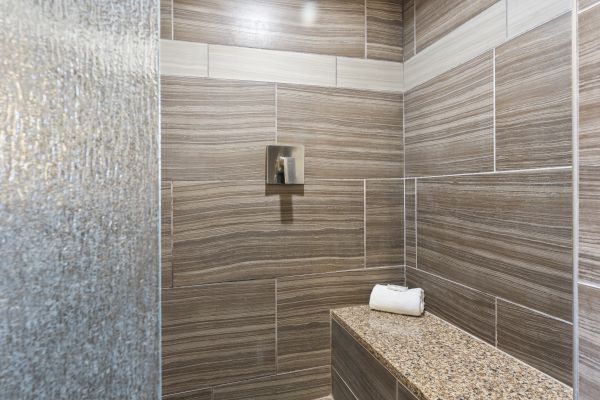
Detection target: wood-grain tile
<box><xmin>579</xmin><ymin>283</ymin><xmax>600</xmax><ymax>399</ymax></box>
<box><xmin>406</xmin><ymin>267</ymin><xmax>496</xmax><ymax>344</ymax></box>
<box><xmin>497</xmin><ymin>299</ymin><xmax>573</xmax><ymax>385</ymax></box>
<box><xmin>209</xmin><ymin>45</ymin><xmax>336</xmax><ymax>87</ymax></box>
<box><xmin>580</xmin><ymin>0</ymin><xmax>600</xmax><ymax>9</ymax></box>
<box><xmin>332</xmin><ymin>368</ymin><xmax>357</xmax><ymax>400</ymax></box>
<box><xmin>336</xmin><ymin>57</ymin><xmax>404</xmax><ymax>92</ymax></box>
<box><xmin>277</xmin><ymin>85</ymin><xmax>403</xmax><ymax>179</ymax></box>
<box><xmin>403</xmin><ymin>0</ymin><xmax>415</xmax><ymax>60</ymax></box>
<box><xmin>161</xmin><ymin>76</ymin><xmax>275</xmax><ymax>181</ymax></box>
<box><xmin>415</xmin><ymin>0</ymin><xmax>499</xmax><ymax>52</ymax></box>
<box><xmin>160</xmin><ymin>40</ymin><xmax>208</xmax><ymax>77</ymax></box>
<box><xmin>366</xmin><ymin>180</ymin><xmax>404</xmax><ymax>268</ymax></box>
<box><xmin>162</xmin><ymin>280</ymin><xmax>276</xmax><ymax>395</ymax></box>
<box><xmin>173</xmin><ymin>0</ymin><xmax>365</xmax><ymax>58</ymax></box>
<box><xmin>161</xmin><ymin>0</ymin><xmax>172</xmax><ymax>39</ymax></box>
<box><xmin>404</xmin><ymin>1</ymin><xmax>505</xmax><ymax>91</ymax></box>
<box><xmin>417</xmin><ymin>170</ymin><xmax>573</xmax><ymax>321</ymax></box>
<box><xmin>366</xmin><ymin>0</ymin><xmax>403</xmax><ymax>62</ymax></box>
<box><xmin>164</xmin><ymin>388</ymin><xmax>212</xmax><ymax>400</ymax></box>
<box><xmin>579</xmin><ymin>4</ymin><xmax>600</xmax><ymax>285</ymax></box>
<box><xmin>507</xmin><ymin>0</ymin><xmax>571</xmax><ymax>38</ymax></box>
<box><xmin>404</xmin><ymin>52</ymin><xmax>494</xmax><ymax>177</ymax></box>
<box><xmin>213</xmin><ymin>366</ymin><xmax>330</xmax><ymax>400</ymax></box>
<box><xmin>332</xmin><ymin>320</ymin><xmax>396</xmax><ymax>400</ymax></box>
<box><xmin>277</xmin><ymin>267</ymin><xmax>403</xmax><ymax>372</ymax></box>
<box><xmin>496</xmin><ymin>15</ymin><xmax>572</xmax><ymax>170</ymax></box>
<box><xmin>397</xmin><ymin>380</ymin><xmax>419</xmax><ymax>400</ymax></box>
<box><xmin>162</xmin><ymin>181</ymin><xmax>172</xmax><ymax>288</ymax></box>
<box><xmin>172</xmin><ymin>181</ymin><xmax>364</xmax><ymax>286</ymax></box>
<box><xmin>405</xmin><ymin>179</ymin><xmax>416</xmax><ymax>267</ymax></box>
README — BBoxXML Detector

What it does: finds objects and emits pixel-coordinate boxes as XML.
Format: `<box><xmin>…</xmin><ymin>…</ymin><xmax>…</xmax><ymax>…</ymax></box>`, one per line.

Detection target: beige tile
<box><xmin>417</xmin><ymin>170</ymin><xmax>573</xmax><ymax>321</ymax></box>
<box><xmin>162</xmin><ymin>280</ymin><xmax>276</xmax><ymax>394</ymax></box>
<box><xmin>366</xmin><ymin>0</ymin><xmax>403</xmax><ymax>62</ymax></box>
<box><xmin>208</xmin><ymin>44</ymin><xmax>336</xmax><ymax>86</ymax></box>
<box><xmin>497</xmin><ymin>299</ymin><xmax>573</xmax><ymax>385</ymax></box>
<box><xmin>579</xmin><ymin>283</ymin><xmax>600</xmax><ymax>399</ymax></box>
<box><xmin>404</xmin><ymin>0</ymin><xmax>505</xmax><ymax>91</ymax></box>
<box><xmin>405</xmin><ymin>52</ymin><xmax>494</xmax><ymax>177</ymax></box>
<box><xmin>366</xmin><ymin>180</ymin><xmax>404</xmax><ymax>268</ymax></box>
<box><xmin>336</xmin><ymin>57</ymin><xmax>403</xmax><ymax>92</ymax></box>
<box><xmin>277</xmin><ymin>85</ymin><xmax>403</xmax><ymax>179</ymax></box>
<box><xmin>415</xmin><ymin>0</ymin><xmax>499</xmax><ymax>52</ymax></box>
<box><xmin>161</xmin><ymin>181</ymin><xmax>172</xmax><ymax>288</ymax></box>
<box><xmin>507</xmin><ymin>0</ymin><xmax>571</xmax><ymax>38</ymax></box>
<box><xmin>579</xmin><ymin>0</ymin><xmax>600</xmax><ymax>10</ymax></box>
<box><xmin>160</xmin><ymin>40</ymin><xmax>208</xmax><ymax>77</ymax></box>
<box><xmin>403</xmin><ymin>0</ymin><xmax>415</xmax><ymax>60</ymax></box>
<box><xmin>172</xmin><ymin>181</ymin><xmax>364</xmax><ymax>286</ymax></box>
<box><xmin>161</xmin><ymin>76</ymin><xmax>275</xmax><ymax>181</ymax></box>
<box><xmin>496</xmin><ymin>15</ymin><xmax>572</xmax><ymax>170</ymax></box>
<box><xmin>173</xmin><ymin>0</ymin><xmax>365</xmax><ymax>58</ymax></box>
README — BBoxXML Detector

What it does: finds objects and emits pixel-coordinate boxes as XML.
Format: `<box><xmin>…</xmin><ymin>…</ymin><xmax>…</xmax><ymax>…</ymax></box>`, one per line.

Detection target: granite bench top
<box><xmin>331</xmin><ymin>306</ymin><xmax>572</xmax><ymax>400</ymax></box>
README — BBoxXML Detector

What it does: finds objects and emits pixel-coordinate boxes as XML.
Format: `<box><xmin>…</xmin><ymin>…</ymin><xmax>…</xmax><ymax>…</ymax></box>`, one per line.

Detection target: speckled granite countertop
<box><xmin>332</xmin><ymin>306</ymin><xmax>572</xmax><ymax>400</ymax></box>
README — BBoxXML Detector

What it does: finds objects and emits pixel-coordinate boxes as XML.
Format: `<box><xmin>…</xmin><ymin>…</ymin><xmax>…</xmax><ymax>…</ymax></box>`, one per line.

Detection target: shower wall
<box><xmin>0</xmin><ymin>1</ymin><xmax>160</xmax><ymax>399</ymax></box>
<box><xmin>403</xmin><ymin>0</ymin><xmax>575</xmax><ymax>387</ymax></box>
<box><xmin>160</xmin><ymin>1</ymin><xmax>405</xmax><ymax>398</ymax></box>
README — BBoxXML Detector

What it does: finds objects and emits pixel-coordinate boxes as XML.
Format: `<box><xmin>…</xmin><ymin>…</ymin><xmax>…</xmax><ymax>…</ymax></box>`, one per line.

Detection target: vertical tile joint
<box><xmin>364</xmin><ymin>179</ymin><xmax>367</xmax><ymax>268</ymax></box>
<box><xmin>493</xmin><ymin>48</ymin><xmax>497</xmax><ymax>172</ymax></box>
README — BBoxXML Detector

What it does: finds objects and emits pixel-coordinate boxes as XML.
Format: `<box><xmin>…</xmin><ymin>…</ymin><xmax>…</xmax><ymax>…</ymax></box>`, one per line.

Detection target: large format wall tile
<box><xmin>162</xmin><ymin>280</ymin><xmax>276</xmax><ymax>395</ymax></box>
<box><xmin>161</xmin><ymin>76</ymin><xmax>275</xmax><ymax>181</ymax></box>
<box><xmin>332</xmin><ymin>368</ymin><xmax>358</xmax><ymax>400</ymax></box>
<box><xmin>173</xmin><ymin>0</ymin><xmax>365</xmax><ymax>58</ymax></box>
<box><xmin>579</xmin><ymin>284</ymin><xmax>600</xmax><ymax>399</ymax></box>
<box><xmin>277</xmin><ymin>267</ymin><xmax>403</xmax><ymax>372</ymax></box>
<box><xmin>580</xmin><ymin>0</ymin><xmax>600</xmax><ymax>9</ymax></box>
<box><xmin>277</xmin><ymin>85</ymin><xmax>404</xmax><ymax>179</ymax></box>
<box><xmin>403</xmin><ymin>0</ymin><xmax>415</xmax><ymax>60</ymax></box>
<box><xmin>366</xmin><ymin>0</ymin><xmax>403</xmax><ymax>62</ymax></box>
<box><xmin>507</xmin><ymin>0</ymin><xmax>571</xmax><ymax>38</ymax></box>
<box><xmin>405</xmin><ymin>180</ymin><xmax>416</xmax><ymax>266</ymax></box>
<box><xmin>336</xmin><ymin>57</ymin><xmax>404</xmax><ymax>92</ymax></box>
<box><xmin>366</xmin><ymin>180</ymin><xmax>404</xmax><ymax>268</ymax></box>
<box><xmin>213</xmin><ymin>367</ymin><xmax>330</xmax><ymax>400</ymax></box>
<box><xmin>404</xmin><ymin>52</ymin><xmax>494</xmax><ymax>177</ymax></box>
<box><xmin>497</xmin><ymin>300</ymin><xmax>573</xmax><ymax>385</ymax></box>
<box><xmin>172</xmin><ymin>181</ymin><xmax>364</xmax><ymax>286</ymax></box>
<box><xmin>417</xmin><ymin>170</ymin><xmax>573</xmax><ymax>321</ymax></box>
<box><xmin>164</xmin><ymin>389</ymin><xmax>212</xmax><ymax>400</ymax></box>
<box><xmin>496</xmin><ymin>15</ymin><xmax>572</xmax><ymax>170</ymax></box>
<box><xmin>414</xmin><ymin>0</ymin><xmax>498</xmax><ymax>52</ymax></box>
<box><xmin>579</xmin><ymin>4</ymin><xmax>600</xmax><ymax>285</ymax></box>
<box><xmin>162</xmin><ymin>182</ymin><xmax>172</xmax><ymax>288</ymax></box>
<box><xmin>161</xmin><ymin>0</ymin><xmax>172</xmax><ymax>39</ymax></box>
<box><xmin>406</xmin><ymin>267</ymin><xmax>496</xmax><ymax>344</ymax></box>
<box><xmin>332</xmin><ymin>320</ymin><xmax>396</xmax><ymax>400</ymax></box>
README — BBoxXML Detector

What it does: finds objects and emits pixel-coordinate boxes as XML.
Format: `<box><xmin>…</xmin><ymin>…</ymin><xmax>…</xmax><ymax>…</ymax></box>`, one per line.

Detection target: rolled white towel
<box><xmin>369</xmin><ymin>284</ymin><xmax>424</xmax><ymax>316</ymax></box>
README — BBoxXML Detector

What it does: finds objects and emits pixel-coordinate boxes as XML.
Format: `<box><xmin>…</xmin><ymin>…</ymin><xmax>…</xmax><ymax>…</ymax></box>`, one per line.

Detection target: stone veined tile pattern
<box><xmin>161</xmin><ymin>0</ymin><xmax>172</xmax><ymax>39</ymax></box>
<box><xmin>495</xmin><ymin>14</ymin><xmax>572</xmax><ymax>171</ymax></box>
<box><xmin>506</xmin><ymin>0</ymin><xmax>571</xmax><ymax>39</ymax></box>
<box><xmin>336</xmin><ymin>57</ymin><xmax>404</xmax><ymax>92</ymax></box>
<box><xmin>160</xmin><ymin>39</ymin><xmax>208</xmax><ymax>77</ymax></box>
<box><xmin>403</xmin><ymin>0</ymin><xmax>415</xmax><ymax>61</ymax></box>
<box><xmin>366</xmin><ymin>0</ymin><xmax>404</xmax><ymax>62</ymax></box>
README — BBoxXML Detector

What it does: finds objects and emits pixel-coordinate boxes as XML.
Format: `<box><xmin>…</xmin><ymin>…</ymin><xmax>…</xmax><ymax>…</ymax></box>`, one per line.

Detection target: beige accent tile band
<box><xmin>160</xmin><ymin>39</ymin><xmax>208</xmax><ymax>77</ymax></box>
<box><xmin>337</xmin><ymin>57</ymin><xmax>403</xmax><ymax>92</ymax></box>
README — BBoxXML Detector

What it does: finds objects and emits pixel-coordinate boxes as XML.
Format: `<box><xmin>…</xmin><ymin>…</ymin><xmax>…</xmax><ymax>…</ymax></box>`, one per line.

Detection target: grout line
<box><xmin>414</xmin><ymin>179</ymin><xmax>418</xmax><ymax>269</ymax></box>
<box><xmin>493</xmin><ymin>48</ymin><xmax>497</xmax><ymax>172</ymax></box>
<box><xmin>495</xmin><ymin>297</ymin><xmax>498</xmax><ymax>347</ymax></box>
<box><xmin>407</xmin><ymin>165</ymin><xmax>572</xmax><ymax>180</ymax></box>
<box><xmin>579</xmin><ymin>280</ymin><xmax>600</xmax><ymax>290</ymax></box>
<box><xmin>363</xmin><ymin>179</ymin><xmax>367</xmax><ymax>268</ymax></box>
<box><xmin>275</xmin><ymin>84</ymin><xmax>278</xmax><ymax>143</ymax></box>
<box><xmin>579</xmin><ymin>1</ymin><xmax>600</xmax><ymax>13</ymax></box>
<box><xmin>332</xmin><ymin>366</ymin><xmax>360</xmax><ymax>400</ymax></box>
<box><xmin>170</xmin><ymin>0</ymin><xmax>174</xmax><ymax>40</ymax></box>
<box><xmin>364</xmin><ymin>0</ymin><xmax>368</xmax><ymax>58</ymax></box>
<box><xmin>170</xmin><ymin>180</ymin><xmax>174</xmax><ymax>288</ymax></box>
<box><xmin>206</xmin><ymin>44</ymin><xmax>210</xmax><ymax>77</ymax></box>
<box><xmin>403</xmin><ymin>180</ymin><xmax>406</xmax><ymax>269</ymax></box>
<box><xmin>275</xmin><ymin>279</ymin><xmax>278</xmax><ymax>374</ymax></box>
<box><xmin>505</xmin><ymin>0</ymin><xmax>508</xmax><ymax>40</ymax></box>
<box><xmin>335</xmin><ymin>57</ymin><xmax>338</xmax><ymax>87</ymax></box>
<box><xmin>413</xmin><ymin>0</ymin><xmax>417</xmax><ymax>56</ymax></box>
<box><xmin>496</xmin><ymin>297</ymin><xmax>573</xmax><ymax>325</ymax></box>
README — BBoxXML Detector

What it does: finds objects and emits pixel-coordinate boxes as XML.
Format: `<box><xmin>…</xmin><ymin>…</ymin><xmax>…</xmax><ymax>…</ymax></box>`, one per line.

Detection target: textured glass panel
<box><xmin>0</xmin><ymin>1</ymin><xmax>160</xmax><ymax>399</ymax></box>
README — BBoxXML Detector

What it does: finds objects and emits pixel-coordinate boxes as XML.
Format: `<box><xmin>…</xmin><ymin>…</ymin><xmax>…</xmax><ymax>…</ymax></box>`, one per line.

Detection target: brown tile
<box><xmin>417</xmin><ymin>170</ymin><xmax>573</xmax><ymax>321</ymax></box>
<box><xmin>405</xmin><ymin>179</ymin><xmax>416</xmax><ymax>267</ymax></box>
<box><xmin>213</xmin><ymin>366</ymin><xmax>330</xmax><ymax>400</ymax></box>
<box><xmin>162</xmin><ymin>181</ymin><xmax>172</xmax><ymax>288</ymax></box>
<box><xmin>497</xmin><ymin>299</ymin><xmax>573</xmax><ymax>385</ymax></box>
<box><xmin>161</xmin><ymin>0</ymin><xmax>172</xmax><ymax>39</ymax></box>
<box><xmin>366</xmin><ymin>0</ymin><xmax>403</xmax><ymax>62</ymax></box>
<box><xmin>332</xmin><ymin>368</ymin><xmax>357</xmax><ymax>400</ymax></box>
<box><xmin>404</xmin><ymin>52</ymin><xmax>494</xmax><ymax>177</ymax></box>
<box><xmin>366</xmin><ymin>180</ymin><xmax>404</xmax><ymax>268</ymax></box>
<box><xmin>161</xmin><ymin>76</ymin><xmax>275</xmax><ymax>181</ymax></box>
<box><xmin>164</xmin><ymin>388</ymin><xmax>212</xmax><ymax>400</ymax></box>
<box><xmin>277</xmin><ymin>267</ymin><xmax>403</xmax><ymax>372</ymax></box>
<box><xmin>406</xmin><ymin>267</ymin><xmax>496</xmax><ymax>344</ymax></box>
<box><xmin>173</xmin><ymin>0</ymin><xmax>365</xmax><ymax>58</ymax></box>
<box><xmin>172</xmin><ymin>181</ymin><xmax>364</xmax><ymax>286</ymax></box>
<box><xmin>277</xmin><ymin>85</ymin><xmax>404</xmax><ymax>179</ymax></box>
<box><xmin>579</xmin><ymin>284</ymin><xmax>600</xmax><ymax>399</ymax></box>
<box><xmin>332</xmin><ymin>320</ymin><xmax>396</xmax><ymax>400</ymax></box>
<box><xmin>415</xmin><ymin>0</ymin><xmax>498</xmax><ymax>52</ymax></box>
<box><xmin>579</xmin><ymin>5</ymin><xmax>600</xmax><ymax>285</ymax></box>
<box><xmin>580</xmin><ymin>0</ymin><xmax>600</xmax><ymax>9</ymax></box>
<box><xmin>495</xmin><ymin>14</ymin><xmax>572</xmax><ymax>170</ymax></box>
<box><xmin>397</xmin><ymin>380</ymin><xmax>419</xmax><ymax>400</ymax></box>
<box><xmin>403</xmin><ymin>0</ymin><xmax>415</xmax><ymax>60</ymax></box>
<box><xmin>161</xmin><ymin>280</ymin><xmax>276</xmax><ymax>394</ymax></box>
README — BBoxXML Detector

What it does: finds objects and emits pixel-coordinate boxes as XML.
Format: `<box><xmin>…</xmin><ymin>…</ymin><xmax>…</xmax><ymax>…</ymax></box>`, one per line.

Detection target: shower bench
<box><xmin>330</xmin><ymin>306</ymin><xmax>572</xmax><ymax>400</ymax></box>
